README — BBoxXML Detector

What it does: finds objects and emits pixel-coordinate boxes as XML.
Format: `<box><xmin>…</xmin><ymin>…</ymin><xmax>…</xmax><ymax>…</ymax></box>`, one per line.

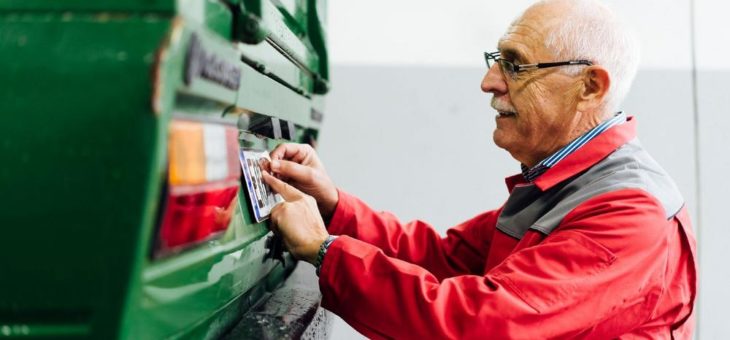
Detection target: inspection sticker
<box><xmin>239</xmin><ymin>149</ymin><xmax>283</xmax><ymax>222</ymax></box>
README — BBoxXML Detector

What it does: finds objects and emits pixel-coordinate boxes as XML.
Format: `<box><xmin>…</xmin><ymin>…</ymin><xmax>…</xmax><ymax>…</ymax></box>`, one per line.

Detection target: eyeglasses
<box><xmin>484</xmin><ymin>51</ymin><xmax>593</xmax><ymax>79</ymax></box>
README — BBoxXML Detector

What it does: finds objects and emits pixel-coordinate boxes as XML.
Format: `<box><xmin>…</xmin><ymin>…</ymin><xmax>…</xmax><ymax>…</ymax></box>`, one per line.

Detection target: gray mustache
<box><xmin>491</xmin><ymin>98</ymin><xmax>516</xmax><ymax>112</ymax></box>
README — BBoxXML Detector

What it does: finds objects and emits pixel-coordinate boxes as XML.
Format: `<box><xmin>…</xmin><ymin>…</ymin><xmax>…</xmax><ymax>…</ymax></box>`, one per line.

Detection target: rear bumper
<box><xmin>222</xmin><ymin>262</ymin><xmax>332</xmax><ymax>339</ymax></box>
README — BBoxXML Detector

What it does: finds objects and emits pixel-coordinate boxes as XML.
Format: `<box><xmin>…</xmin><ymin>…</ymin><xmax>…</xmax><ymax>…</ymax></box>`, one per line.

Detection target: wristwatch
<box><xmin>314</xmin><ymin>235</ymin><xmax>338</xmax><ymax>276</ymax></box>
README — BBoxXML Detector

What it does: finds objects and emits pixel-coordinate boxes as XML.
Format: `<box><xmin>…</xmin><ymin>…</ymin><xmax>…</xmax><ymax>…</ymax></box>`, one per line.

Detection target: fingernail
<box><xmin>271</xmin><ymin>160</ymin><xmax>280</xmax><ymax>171</ymax></box>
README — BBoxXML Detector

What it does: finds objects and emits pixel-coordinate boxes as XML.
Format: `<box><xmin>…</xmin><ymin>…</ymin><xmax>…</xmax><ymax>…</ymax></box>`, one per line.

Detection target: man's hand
<box><xmin>263</xmin><ymin>171</ymin><xmax>329</xmax><ymax>264</ymax></box>
<box><xmin>269</xmin><ymin>143</ymin><xmax>338</xmax><ymax>220</ymax></box>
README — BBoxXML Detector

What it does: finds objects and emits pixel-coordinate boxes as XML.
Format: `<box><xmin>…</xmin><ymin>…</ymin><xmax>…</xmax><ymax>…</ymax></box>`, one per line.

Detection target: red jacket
<box><xmin>318</xmin><ymin>118</ymin><xmax>697</xmax><ymax>339</ymax></box>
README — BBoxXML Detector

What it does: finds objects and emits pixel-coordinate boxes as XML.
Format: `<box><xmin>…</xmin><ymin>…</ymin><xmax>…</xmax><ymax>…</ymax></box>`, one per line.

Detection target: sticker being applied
<box><xmin>239</xmin><ymin>149</ymin><xmax>283</xmax><ymax>222</ymax></box>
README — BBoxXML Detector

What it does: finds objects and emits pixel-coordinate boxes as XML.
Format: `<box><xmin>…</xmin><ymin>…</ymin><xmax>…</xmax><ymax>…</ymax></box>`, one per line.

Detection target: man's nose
<box><xmin>481</xmin><ymin>63</ymin><xmax>508</xmax><ymax>94</ymax></box>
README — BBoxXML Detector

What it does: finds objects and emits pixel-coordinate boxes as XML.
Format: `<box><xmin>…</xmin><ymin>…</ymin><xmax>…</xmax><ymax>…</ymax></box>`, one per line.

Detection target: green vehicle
<box><xmin>0</xmin><ymin>0</ymin><xmax>330</xmax><ymax>338</ymax></box>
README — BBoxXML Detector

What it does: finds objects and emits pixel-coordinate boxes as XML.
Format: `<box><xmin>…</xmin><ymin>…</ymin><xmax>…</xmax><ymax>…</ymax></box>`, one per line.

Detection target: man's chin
<box><xmin>492</xmin><ymin>130</ymin><xmax>510</xmax><ymax>150</ymax></box>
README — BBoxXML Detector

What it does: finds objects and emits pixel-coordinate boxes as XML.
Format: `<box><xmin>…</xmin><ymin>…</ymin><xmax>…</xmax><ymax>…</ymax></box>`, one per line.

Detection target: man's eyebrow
<box><xmin>495</xmin><ymin>39</ymin><xmax>524</xmax><ymax>61</ymax></box>
<box><xmin>498</xmin><ymin>47</ymin><xmax>523</xmax><ymax>62</ymax></box>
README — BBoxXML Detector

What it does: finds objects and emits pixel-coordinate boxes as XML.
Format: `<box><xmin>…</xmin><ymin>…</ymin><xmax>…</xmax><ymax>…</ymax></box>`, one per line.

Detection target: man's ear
<box><xmin>577</xmin><ymin>66</ymin><xmax>610</xmax><ymax>112</ymax></box>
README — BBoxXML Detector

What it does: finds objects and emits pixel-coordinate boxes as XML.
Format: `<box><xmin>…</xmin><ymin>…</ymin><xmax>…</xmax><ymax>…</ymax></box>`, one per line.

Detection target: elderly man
<box><xmin>261</xmin><ymin>0</ymin><xmax>697</xmax><ymax>338</ymax></box>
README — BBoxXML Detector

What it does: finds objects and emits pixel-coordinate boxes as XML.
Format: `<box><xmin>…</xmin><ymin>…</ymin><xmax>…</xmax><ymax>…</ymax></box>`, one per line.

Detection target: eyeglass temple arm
<box><xmin>536</xmin><ymin>60</ymin><xmax>593</xmax><ymax>67</ymax></box>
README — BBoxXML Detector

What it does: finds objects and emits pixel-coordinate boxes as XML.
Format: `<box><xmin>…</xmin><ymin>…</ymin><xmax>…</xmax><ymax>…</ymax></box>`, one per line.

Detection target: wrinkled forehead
<box><xmin>497</xmin><ymin>6</ymin><xmax>559</xmax><ymax>61</ymax></box>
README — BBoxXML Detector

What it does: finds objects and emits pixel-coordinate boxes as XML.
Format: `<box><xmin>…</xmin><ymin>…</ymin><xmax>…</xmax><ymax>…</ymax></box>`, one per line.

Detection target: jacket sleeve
<box><xmin>325</xmin><ymin>190</ymin><xmax>499</xmax><ymax>279</ymax></box>
<box><xmin>319</xmin><ymin>189</ymin><xmax>673</xmax><ymax>339</ymax></box>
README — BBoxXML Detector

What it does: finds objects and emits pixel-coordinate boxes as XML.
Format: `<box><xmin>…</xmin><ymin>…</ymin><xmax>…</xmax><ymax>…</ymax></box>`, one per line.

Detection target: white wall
<box><xmin>321</xmin><ymin>0</ymin><xmax>724</xmax><ymax>338</ymax></box>
<box><xmin>694</xmin><ymin>1</ymin><xmax>730</xmax><ymax>338</ymax></box>
<box><xmin>328</xmin><ymin>0</ymin><xmax>692</xmax><ymax>69</ymax></box>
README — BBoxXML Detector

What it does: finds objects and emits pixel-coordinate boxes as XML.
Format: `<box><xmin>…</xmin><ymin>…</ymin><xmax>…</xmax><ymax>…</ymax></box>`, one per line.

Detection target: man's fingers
<box><xmin>269</xmin><ymin>143</ymin><xmax>290</xmax><ymax>160</ymax></box>
<box><xmin>270</xmin><ymin>159</ymin><xmax>314</xmax><ymax>184</ymax></box>
<box><xmin>270</xmin><ymin>143</ymin><xmax>308</xmax><ymax>163</ymax></box>
<box><xmin>262</xmin><ymin>172</ymin><xmax>302</xmax><ymax>201</ymax></box>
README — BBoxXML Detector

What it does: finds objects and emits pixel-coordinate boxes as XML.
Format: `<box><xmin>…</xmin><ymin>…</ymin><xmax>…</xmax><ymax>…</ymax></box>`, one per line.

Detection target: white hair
<box><xmin>525</xmin><ymin>0</ymin><xmax>641</xmax><ymax>113</ymax></box>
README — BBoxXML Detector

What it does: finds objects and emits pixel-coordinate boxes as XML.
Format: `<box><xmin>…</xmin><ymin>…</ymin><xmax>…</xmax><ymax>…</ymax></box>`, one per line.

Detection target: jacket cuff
<box><xmin>326</xmin><ymin>189</ymin><xmax>357</xmax><ymax>235</ymax></box>
<box><xmin>317</xmin><ymin>235</ymin><xmax>373</xmax><ymax>309</ymax></box>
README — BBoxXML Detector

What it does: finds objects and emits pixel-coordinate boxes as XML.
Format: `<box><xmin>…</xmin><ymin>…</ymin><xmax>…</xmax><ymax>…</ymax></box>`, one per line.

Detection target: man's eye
<box><xmin>505</xmin><ymin>62</ymin><xmax>519</xmax><ymax>73</ymax></box>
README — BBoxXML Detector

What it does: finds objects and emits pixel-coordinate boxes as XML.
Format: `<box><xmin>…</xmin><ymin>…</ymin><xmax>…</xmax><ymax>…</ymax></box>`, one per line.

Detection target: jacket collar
<box><xmin>505</xmin><ymin>116</ymin><xmax>637</xmax><ymax>193</ymax></box>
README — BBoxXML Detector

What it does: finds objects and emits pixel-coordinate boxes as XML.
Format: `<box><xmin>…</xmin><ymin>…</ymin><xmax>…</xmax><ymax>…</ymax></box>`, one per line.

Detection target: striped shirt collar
<box><xmin>521</xmin><ymin>112</ymin><xmax>627</xmax><ymax>182</ymax></box>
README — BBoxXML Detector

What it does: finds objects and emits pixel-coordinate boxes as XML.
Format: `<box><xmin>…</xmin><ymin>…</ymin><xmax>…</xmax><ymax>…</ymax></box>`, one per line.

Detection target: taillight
<box><xmin>156</xmin><ymin>119</ymin><xmax>241</xmax><ymax>255</ymax></box>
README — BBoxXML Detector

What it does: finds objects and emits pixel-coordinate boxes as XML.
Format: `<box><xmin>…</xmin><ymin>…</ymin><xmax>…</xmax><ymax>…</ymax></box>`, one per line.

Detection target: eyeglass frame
<box><xmin>484</xmin><ymin>51</ymin><xmax>593</xmax><ymax>79</ymax></box>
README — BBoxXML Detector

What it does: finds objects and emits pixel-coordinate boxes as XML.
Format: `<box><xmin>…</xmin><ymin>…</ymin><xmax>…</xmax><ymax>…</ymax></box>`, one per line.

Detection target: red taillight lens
<box><xmin>158</xmin><ymin>181</ymin><xmax>239</xmax><ymax>249</ymax></box>
<box><xmin>156</xmin><ymin>119</ymin><xmax>241</xmax><ymax>255</ymax></box>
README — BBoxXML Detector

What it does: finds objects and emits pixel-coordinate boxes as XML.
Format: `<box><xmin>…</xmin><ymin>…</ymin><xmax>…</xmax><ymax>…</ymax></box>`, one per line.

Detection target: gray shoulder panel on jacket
<box><xmin>497</xmin><ymin>138</ymin><xmax>684</xmax><ymax>239</ymax></box>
